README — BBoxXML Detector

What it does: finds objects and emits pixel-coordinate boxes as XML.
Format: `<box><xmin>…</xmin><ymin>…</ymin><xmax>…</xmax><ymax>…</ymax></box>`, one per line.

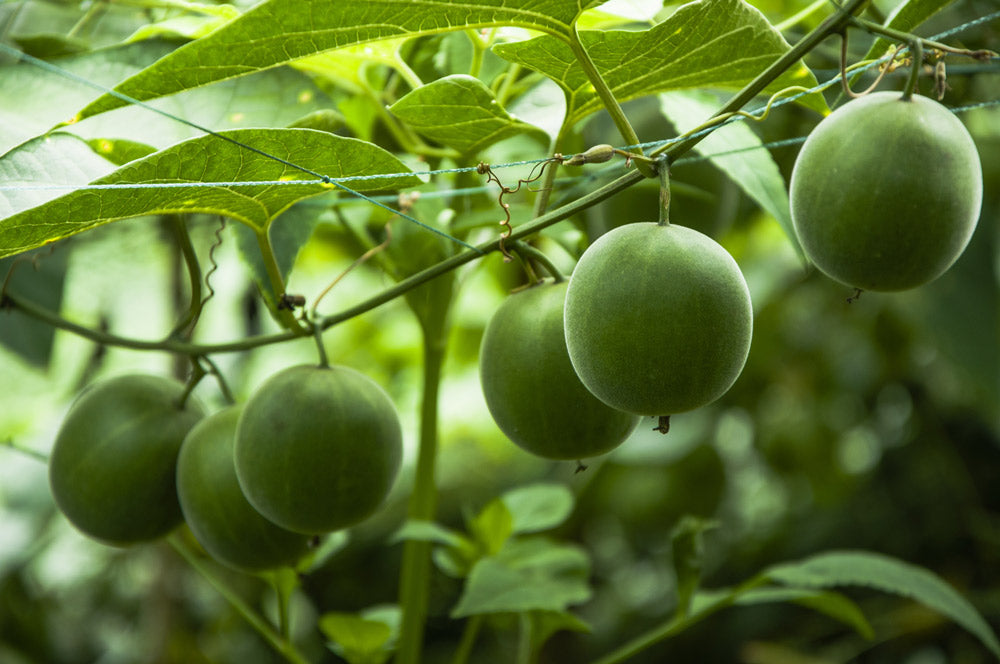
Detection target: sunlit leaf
<box><xmin>320</xmin><ymin>611</ymin><xmax>394</xmax><ymax>664</ymax></box>
<box><xmin>500</xmin><ymin>483</ymin><xmax>575</xmax><ymax>534</ymax></box>
<box><xmin>390</xmin><ymin>74</ymin><xmax>548</xmax><ymax>155</ymax></box>
<box><xmin>860</xmin><ymin>0</ymin><xmax>958</xmax><ymax>70</ymax></box>
<box><xmin>72</xmin><ymin>0</ymin><xmax>606</xmax><ymax>121</ymax></box>
<box><xmin>0</xmin><ymin>129</ymin><xmax>419</xmax><ymax>258</ymax></box>
<box><xmin>492</xmin><ymin>0</ymin><xmax>827</xmax><ymax>129</ymax></box>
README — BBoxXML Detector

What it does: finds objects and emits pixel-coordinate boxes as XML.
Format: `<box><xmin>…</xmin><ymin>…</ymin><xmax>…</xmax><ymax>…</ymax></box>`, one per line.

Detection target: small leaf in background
<box><xmin>528</xmin><ymin>609</ymin><xmax>591</xmax><ymax>653</ymax></box>
<box><xmin>670</xmin><ymin>516</ymin><xmax>717</xmax><ymax>617</ymax></box>
<box><xmin>660</xmin><ymin>89</ymin><xmax>802</xmax><ymax>256</ymax></box>
<box><xmin>0</xmin><ymin>129</ymin><xmax>419</xmax><ymax>259</ymax></box>
<box><xmin>230</xmin><ymin>198</ymin><xmax>330</xmax><ymax>314</ymax></box>
<box><xmin>500</xmin><ymin>483</ymin><xmax>575</xmax><ymax>535</ymax></box>
<box><xmin>389</xmin><ymin>75</ymin><xmax>549</xmax><ymax>155</ymax></box>
<box><xmin>766</xmin><ymin>550</ymin><xmax>1000</xmax><ymax>657</ymax></box>
<box><xmin>392</xmin><ymin>519</ymin><xmax>470</xmax><ymax>549</ymax></box>
<box><xmin>0</xmin><ymin>247</ymin><xmax>68</xmax><ymax>367</ymax></box>
<box><xmin>493</xmin><ymin>0</ymin><xmax>827</xmax><ymax>128</ymax></box>
<box><xmin>320</xmin><ymin>610</ymin><xmax>395</xmax><ymax>664</ymax></box>
<box><xmin>451</xmin><ymin>537</ymin><xmax>592</xmax><ymax>617</ymax></box>
<box><xmin>469</xmin><ymin>499</ymin><xmax>514</xmax><ymax>557</ymax></box>
<box><xmin>86</xmin><ymin>138</ymin><xmax>157</xmax><ymax>166</ymax></box>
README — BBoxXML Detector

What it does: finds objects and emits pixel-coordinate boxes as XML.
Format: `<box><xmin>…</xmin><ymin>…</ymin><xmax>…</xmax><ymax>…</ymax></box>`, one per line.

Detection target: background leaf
<box><xmin>732</xmin><ymin>587</ymin><xmax>875</xmax><ymax>639</ymax></box>
<box><xmin>72</xmin><ymin>0</ymin><xmax>606</xmax><ymax>121</ymax></box>
<box><xmin>500</xmin><ymin>483</ymin><xmax>575</xmax><ymax>535</ymax></box>
<box><xmin>860</xmin><ymin>0</ymin><xmax>958</xmax><ymax>68</ymax></box>
<box><xmin>766</xmin><ymin>550</ymin><xmax>1000</xmax><ymax>657</ymax></box>
<box><xmin>389</xmin><ymin>75</ymin><xmax>548</xmax><ymax>155</ymax></box>
<box><xmin>0</xmin><ymin>129</ymin><xmax>419</xmax><ymax>258</ymax></box>
<box><xmin>451</xmin><ymin>538</ymin><xmax>592</xmax><ymax>617</ymax></box>
<box><xmin>492</xmin><ymin>0</ymin><xmax>827</xmax><ymax>130</ymax></box>
<box><xmin>660</xmin><ymin>89</ymin><xmax>801</xmax><ymax>255</ymax></box>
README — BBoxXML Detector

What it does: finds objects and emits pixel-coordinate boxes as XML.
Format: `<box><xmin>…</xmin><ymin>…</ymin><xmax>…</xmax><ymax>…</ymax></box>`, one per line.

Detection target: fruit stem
<box><xmin>168</xmin><ymin>535</ymin><xmax>312</xmax><ymax>664</ymax></box>
<box><xmin>255</xmin><ymin>227</ymin><xmax>309</xmax><ymax>334</ymax></box>
<box><xmin>509</xmin><ymin>241</ymin><xmax>565</xmax><ymax>283</ymax></box>
<box><xmin>312</xmin><ymin>316</ymin><xmax>331</xmax><ymax>368</ymax></box>
<box><xmin>396</xmin><ymin>327</ymin><xmax>448</xmax><ymax>664</ymax></box>
<box><xmin>657</xmin><ymin>160</ymin><xmax>671</xmax><ymax>227</ymax></box>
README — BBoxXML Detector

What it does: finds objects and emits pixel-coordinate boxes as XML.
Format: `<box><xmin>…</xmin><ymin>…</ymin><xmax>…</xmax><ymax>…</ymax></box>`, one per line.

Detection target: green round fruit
<box><xmin>176</xmin><ymin>406</ymin><xmax>311</xmax><ymax>572</ymax></box>
<box><xmin>479</xmin><ymin>280</ymin><xmax>640</xmax><ymax>459</ymax></box>
<box><xmin>564</xmin><ymin>222</ymin><xmax>752</xmax><ymax>417</ymax></box>
<box><xmin>789</xmin><ymin>91</ymin><xmax>982</xmax><ymax>291</ymax></box>
<box><xmin>49</xmin><ymin>374</ymin><xmax>204</xmax><ymax>545</ymax></box>
<box><xmin>234</xmin><ymin>364</ymin><xmax>403</xmax><ymax>535</ymax></box>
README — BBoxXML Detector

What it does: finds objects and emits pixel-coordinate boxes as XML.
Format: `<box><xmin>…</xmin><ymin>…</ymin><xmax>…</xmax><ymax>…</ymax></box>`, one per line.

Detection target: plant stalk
<box><xmin>396</xmin><ymin>323</ymin><xmax>449</xmax><ymax>664</ymax></box>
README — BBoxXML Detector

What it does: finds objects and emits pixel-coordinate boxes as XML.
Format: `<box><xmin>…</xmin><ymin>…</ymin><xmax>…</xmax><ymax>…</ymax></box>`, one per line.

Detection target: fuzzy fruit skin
<box><xmin>479</xmin><ymin>280</ymin><xmax>640</xmax><ymax>459</ymax></box>
<box><xmin>790</xmin><ymin>91</ymin><xmax>982</xmax><ymax>291</ymax></box>
<box><xmin>177</xmin><ymin>407</ymin><xmax>311</xmax><ymax>572</ymax></box>
<box><xmin>234</xmin><ymin>365</ymin><xmax>402</xmax><ymax>535</ymax></box>
<box><xmin>564</xmin><ymin>222</ymin><xmax>752</xmax><ymax>417</ymax></box>
<box><xmin>49</xmin><ymin>374</ymin><xmax>205</xmax><ymax>545</ymax></box>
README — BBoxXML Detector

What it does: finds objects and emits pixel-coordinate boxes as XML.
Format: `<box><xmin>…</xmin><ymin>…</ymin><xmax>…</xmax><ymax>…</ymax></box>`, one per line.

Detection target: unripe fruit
<box><xmin>234</xmin><ymin>365</ymin><xmax>403</xmax><ymax>535</ymax></box>
<box><xmin>790</xmin><ymin>91</ymin><xmax>982</xmax><ymax>291</ymax></box>
<box><xmin>48</xmin><ymin>374</ymin><xmax>204</xmax><ymax>545</ymax></box>
<box><xmin>479</xmin><ymin>280</ymin><xmax>640</xmax><ymax>459</ymax></box>
<box><xmin>564</xmin><ymin>222</ymin><xmax>752</xmax><ymax>417</ymax></box>
<box><xmin>176</xmin><ymin>407</ymin><xmax>311</xmax><ymax>572</ymax></box>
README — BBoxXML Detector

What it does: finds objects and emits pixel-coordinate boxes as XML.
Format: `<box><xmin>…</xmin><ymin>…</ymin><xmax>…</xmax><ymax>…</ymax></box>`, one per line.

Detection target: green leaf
<box><xmin>124</xmin><ymin>5</ymin><xmax>241</xmax><ymax>43</ymax></box>
<box><xmin>860</xmin><ymin>0</ymin><xmax>957</xmax><ymax>68</ymax></box>
<box><xmin>72</xmin><ymin>0</ymin><xmax>606</xmax><ymax>121</ymax></box>
<box><xmin>670</xmin><ymin>516</ymin><xmax>717</xmax><ymax>617</ymax></box>
<box><xmin>389</xmin><ymin>75</ymin><xmax>548</xmax><ymax>155</ymax></box>
<box><xmin>451</xmin><ymin>537</ymin><xmax>592</xmax><ymax>617</ymax></box>
<box><xmin>0</xmin><ymin>41</ymin><xmax>333</xmax><ymax>154</ymax></box>
<box><xmin>470</xmin><ymin>499</ymin><xmax>514</xmax><ymax>556</ymax></box>
<box><xmin>320</xmin><ymin>611</ymin><xmax>394</xmax><ymax>664</ymax></box>
<box><xmin>0</xmin><ymin>133</ymin><xmax>116</xmax><ymax>219</ymax></box>
<box><xmin>230</xmin><ymin>198</ymin><xmax>330</xmax><ymax>312</ymax></box>
<box><xmin>0</xmin><ymin>129</ymin><xmax>419</xmax><ymax>258</ymax></box>
<box><xmin>492</xmin><ymin>0</ymin><xmax>827</xmax><ymax>129</ymax></box>
<box><xmin>0</xmin><ymin>248</ymin><xmax>68</xmax><ymax>367</ymax></box>
<box><xmin>392</xmin><ymin>520</ymin><xmax>470</xmax><ymax>550</ymax></box>
<box><xmin>528</xmin><ymin>610</ymin><xmax>591</xmax><ymax>652</ymax></box>
<box><xmin>86</xmin><ymin>138</ymin><xmax>157</xmax><ymax>166</ymax></box>
<box><xmin>660</xmin><ymin>90</ymin><xmax>801</xmax><ymax>255</ymax></box>
<box><xmin>500</xmin><ymin>483</ymin><xmax>575</xmax><ymax>535</ymax></box>
<box><xmin>766</xmin><ymin>550</ymin><xmax>1000</xmax><ymax>657</ymax></box>
<box><xmin>732</xmin><ymin>587</ymin><xmax>874</xmax><ymax>639</ymax></box>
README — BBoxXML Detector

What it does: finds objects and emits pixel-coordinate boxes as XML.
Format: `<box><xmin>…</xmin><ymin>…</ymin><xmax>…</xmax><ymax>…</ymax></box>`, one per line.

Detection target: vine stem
<box><xmin>589</xmin><ymin>576</ymin><xmax>770</xmax><ymax>664</ymax></box>
<box><xmin>567</xmin><ymin>25</ymin><xmax>655</xmax><ymax>178</ymax></box>
<box><xmin>167</xmin><ymin>535</ymin><xmax>311</xmax><ymax>664</ymax></box>
<box><xmin>450</xmin><ymin>615</ymin><xmax>484</xmax><ymax>664</ymax></box>
<box><xmin>166</xmin><ymin>216</ymin><xmax>203</xmax><ymax>339</ymax></box>
<box><xmin>254</xmin><ymin>226</ymin><xmax>307</xmax><ymax>333</ymax></box>
<box><xmin>396</xmin><ymin>322</ymin><xmax>448</xmax><ymax>664</ymax></box>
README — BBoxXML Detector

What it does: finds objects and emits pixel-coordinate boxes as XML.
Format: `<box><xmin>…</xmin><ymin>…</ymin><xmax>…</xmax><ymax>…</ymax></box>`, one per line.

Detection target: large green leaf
<box><xmin>766</xmin><ymin>550</ymin><xmax>1000</xmax><ymax>658</ymax></box>
<box><xmin>660</xmin><ymin>90</ymin><xmax>801</xmax><ymax>255</ymax></box>
<box><xmin>0</xmin><ymin>129</ymin><xmax>419</xmax><ymax>258</ymax></box>
<box><xmin>389</xmin><ymin>75</ymin><xmax>549</xmax><ymax>155</ymax></box>
<box><xmin>72</xmin><ymin>0</ymin><xmax>605</xmax><ymax>122</ymax></box>
<box><xmin>0</xmin><ymin>40</ymin><xmax>332</xmax><ymax>154</ymax></box>
<box><xmin>493</xmin><ymin>0</ymin><xmax>827</xmax><ymax>129</ymax></box>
